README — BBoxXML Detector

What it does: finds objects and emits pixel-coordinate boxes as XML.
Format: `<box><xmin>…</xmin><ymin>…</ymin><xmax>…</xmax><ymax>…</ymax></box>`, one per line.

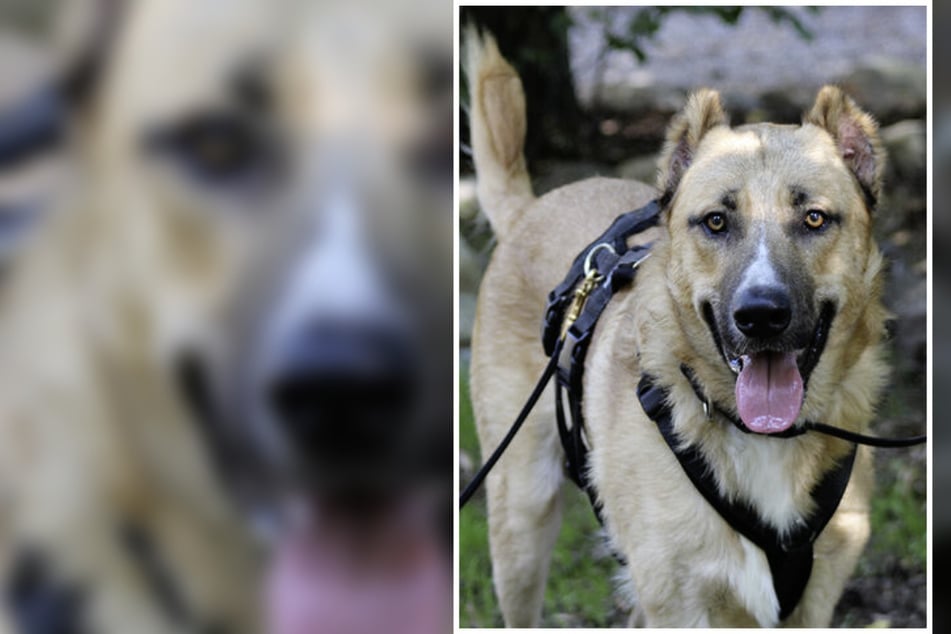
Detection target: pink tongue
<box><xmin>266</xmin><ymin>525</ymin><xmax>449</xmax><ymax>634</ymax></box>
<box><xmin>735</xmin><ymin>351</ymin><xmax>803</xmax><ymax>433</ymax></box>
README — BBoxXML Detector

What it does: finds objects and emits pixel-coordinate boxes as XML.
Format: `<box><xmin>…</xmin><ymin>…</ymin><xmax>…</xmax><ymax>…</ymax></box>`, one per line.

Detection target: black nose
<box><xmin>268</xmin><ymin>321</ymin><xmax>415</xmax><ymax>458</ymax></box>
<box><xmin>733</xmin><ymin>286</ymin><xmax>792</xmax><ymax>339</ymax></box>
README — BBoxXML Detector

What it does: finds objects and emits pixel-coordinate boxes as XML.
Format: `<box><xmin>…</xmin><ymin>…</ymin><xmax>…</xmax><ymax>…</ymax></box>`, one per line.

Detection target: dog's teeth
<box><xmin>729</xmin><ymin>358</ymin><xmax>743</xmax><ymax>374</ymax></box>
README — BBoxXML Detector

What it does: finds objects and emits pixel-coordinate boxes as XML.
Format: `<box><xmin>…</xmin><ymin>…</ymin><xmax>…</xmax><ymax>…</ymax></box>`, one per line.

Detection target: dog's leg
<box><xmin>470</xmin><ymin>297</ymin><xmax>564</xmax><ymax>627</ymax></box>
<box><xmin>480</xmin><ymin>396</ymin><xmax>563</xmax><ymax>627</ymax></box>
<box><xmin>488</xmin><ymin>400</ymin><xmax>562</xmax><ymax>627</ymax></box>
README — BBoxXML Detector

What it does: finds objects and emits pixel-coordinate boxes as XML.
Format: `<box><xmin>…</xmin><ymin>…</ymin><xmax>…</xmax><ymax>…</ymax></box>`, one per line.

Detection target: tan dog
<box><xmin>0</xmin><ymin>1</ymin><xmax>451</xmax><ymax>633</ymax></box>
<box><xmin>467</xmin><ymin>30</ymin><xmax>887</xmax><ymax>627</ymax></box>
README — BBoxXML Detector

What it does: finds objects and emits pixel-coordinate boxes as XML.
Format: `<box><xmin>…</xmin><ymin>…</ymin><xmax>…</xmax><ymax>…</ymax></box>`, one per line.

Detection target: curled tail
<box><xmin>464</xmin><ymin>25</ymin><xmax>534</xmax><ymax>239</ymax></box>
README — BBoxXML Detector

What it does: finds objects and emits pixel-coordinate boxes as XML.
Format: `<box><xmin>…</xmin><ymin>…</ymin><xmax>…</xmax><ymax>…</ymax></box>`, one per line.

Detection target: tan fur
<box><xmin>0</xmin><ymin>1</ymin><xmax>446</xmax><ymax>632</ymax></box>
<box><xmin>464</xmin><ymin>28</ymin><xmax>534</xmax><ymax>238</ymax></box>
<box><xmin>804</xmin><ymin>85</ymin><xmax>886</xmax><ymax>203</ymax></box>
<box><xmin>468</xmin><ymin>32</ymin><xmax>888</xmax><ymax>628</ymax></box>
<box><xmin>657</xmin><ymin>88</ymin><xmax>729</xmax><ymax>195</ymax></box>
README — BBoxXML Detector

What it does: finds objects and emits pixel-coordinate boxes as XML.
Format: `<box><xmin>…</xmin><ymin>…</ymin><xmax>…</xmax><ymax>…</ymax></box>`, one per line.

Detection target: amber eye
<box><xmin>704</xmin><ymin>212</ymin><xmax>727</xmax><ymax>233</ymax></box>
<box><xmin>804</xmin><ymin>210</ymin><xmax>827</xmax><ymax>230</ymax></box>
<box><xmin>147</xmin><ymin>111</ymin><xmax>267</xmax><ymax>186</ymax></box>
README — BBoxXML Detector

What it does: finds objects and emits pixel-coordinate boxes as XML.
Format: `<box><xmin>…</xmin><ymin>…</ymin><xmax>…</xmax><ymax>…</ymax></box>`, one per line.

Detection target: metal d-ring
<box><xmin>583</xmin><ymin>242</ymin><xmax>616</xmax><ymax>277</ymax></box>
<box><xmin>630</xmin><ymin>251</ymin><xmax>652</xmax><ymax>271</ymax></box>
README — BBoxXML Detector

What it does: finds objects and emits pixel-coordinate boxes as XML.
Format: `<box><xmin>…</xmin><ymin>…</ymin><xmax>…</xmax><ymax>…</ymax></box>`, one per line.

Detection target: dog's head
<box><xmin>26</xmin><ymin>0</ymin><xmax>450</xmax><ymax>512</ymax></box>
<box><xmin>658</xmin><ymin>86</ymin><xmax>885</xmax><ymax>434</ymax></box>
<box><xmin>0</xmin><ymin>1</ymin><xmax>450</xmax><ymax>631</ymax></box>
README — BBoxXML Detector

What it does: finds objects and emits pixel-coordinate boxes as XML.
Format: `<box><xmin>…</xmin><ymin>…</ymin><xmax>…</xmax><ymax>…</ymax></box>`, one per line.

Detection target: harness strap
<box><xmin>543</xmin><ymin>202</ymin><xmax>662</xmax><ymax>356</ymax></box>
<box><xmin>637</xmin><ymin>373</ymin><xmax>857</xmax><ymax>621</ymax></box>
<box><xmin>554</xmin><ymin>380</ymin><xmax>606</xmax><ymax>524</ymax></box>
<box><xmin>554</xmin><ymin>246</ymin><xmax>652</xmax><ymax>523</ymax></box>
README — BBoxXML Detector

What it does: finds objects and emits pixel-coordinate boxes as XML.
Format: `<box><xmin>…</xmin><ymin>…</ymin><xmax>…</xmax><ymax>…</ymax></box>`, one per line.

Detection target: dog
<box><xmin>0</xmin><ymin>1</ymin><xmax>451</xmax><ymax>632</ymax></box>
<box><xmin>466</xmin><ymin>29</ymin><xmax>890</xmax><ymax>627</ymax></box>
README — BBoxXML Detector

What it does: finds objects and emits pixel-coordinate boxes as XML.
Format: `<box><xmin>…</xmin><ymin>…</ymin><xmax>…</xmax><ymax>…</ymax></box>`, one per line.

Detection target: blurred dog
<box><xmin>467</xmin><ymin>30</ymin><xmax>886</xmax><ymax>627</ymax></box>
<box><xmin>0</xmin><ymin>1</ymin><xmax>451</xmax><ymax>632</ymax></box>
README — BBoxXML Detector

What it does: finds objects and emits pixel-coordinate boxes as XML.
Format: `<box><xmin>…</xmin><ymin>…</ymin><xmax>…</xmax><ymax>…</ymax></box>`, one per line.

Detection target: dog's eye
<box><xmin>147</xmin><ymin>113</ymin><xmax>268</xmax><ymax>185</ymax></box>
<box><xmin>703</xmin><ymin>212</ymin><xmax>727</xmax><ymax>234</ymax></box>
<box><xmin>804</xmin><ymin>210</ymin><xmax>827</xmax><ymax>230</ymax></box>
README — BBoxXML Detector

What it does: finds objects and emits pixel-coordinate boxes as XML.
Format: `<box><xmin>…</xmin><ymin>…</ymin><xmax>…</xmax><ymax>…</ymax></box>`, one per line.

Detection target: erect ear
<box><xmin>804</xmin><ymin>85</ymin><xmax>884</xmax><ymax>209</ymax></box>
<box><xmin>0</xmin><ymin>0</ymin><xmax>123</xmax><ymax>170</ymax></box>
<box><xmin>657</xmin><ymin>89</ymin><xmax>728</xmax><ymax>201</ymax></box>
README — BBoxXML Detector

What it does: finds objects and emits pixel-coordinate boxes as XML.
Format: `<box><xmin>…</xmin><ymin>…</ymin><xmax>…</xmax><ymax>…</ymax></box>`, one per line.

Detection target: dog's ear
<box><xmin>0</xmin><ymin>0</ymin><xmax>123</xmax><ymax>170</ymax></box>
<box><xmin>657</xmin><ymin>89</ymin><xmax>728</xmax><ymax>201</ymax></box>
<box><xmin>804</xmin><ymin>85</ymin><xmax>884</xmax><ymax>209</ymax></box>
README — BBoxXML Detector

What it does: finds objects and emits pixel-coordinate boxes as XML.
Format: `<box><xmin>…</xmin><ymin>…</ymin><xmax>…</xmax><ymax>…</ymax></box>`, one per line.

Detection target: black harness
<box><xmin>544</xmin><ymin>201</ymin><xmax>662</xmax><ymax>520</ymax></box>
<box><xmin>460</xmin><ymin>198</ymin><xmax>926</xmax><ymax>622</ymax></box>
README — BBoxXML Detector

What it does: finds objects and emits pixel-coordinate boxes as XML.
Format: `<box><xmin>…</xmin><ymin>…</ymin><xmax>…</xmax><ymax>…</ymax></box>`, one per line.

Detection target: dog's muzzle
<box><xmin>267</xmin><ymin>320</ymin><xmax>417</xmax><ymax>471</ymax></box>
<box><xmin>702</xmin><ymin>296</ymin><xmax>836</xmax><ymax>434</ymax></box>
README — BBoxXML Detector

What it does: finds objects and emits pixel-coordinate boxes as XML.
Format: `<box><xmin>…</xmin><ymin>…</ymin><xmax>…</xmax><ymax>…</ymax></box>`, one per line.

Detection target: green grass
<box><xmin>459</xmin><ymin>360</ymin><xmax>621</xmax><ymax>627</ymax></box>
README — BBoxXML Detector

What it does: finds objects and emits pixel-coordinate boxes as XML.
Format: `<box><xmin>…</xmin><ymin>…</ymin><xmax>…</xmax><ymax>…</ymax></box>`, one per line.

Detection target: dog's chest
<box><xmin>716</xmin><ymin>431</ymin><xmax>807</xmax><ymax>530</ymax></box>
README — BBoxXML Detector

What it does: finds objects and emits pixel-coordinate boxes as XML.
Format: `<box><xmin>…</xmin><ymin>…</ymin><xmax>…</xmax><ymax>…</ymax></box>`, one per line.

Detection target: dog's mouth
<box><xmin>266</xmin><ymin>492</ymin><xmax>447</xmax><ymax>634</ymax></box>
<box><xmin>701</xmin><ymin>301</ymin><xmax>835</xmax><ymax>434</ymax></box>
<box><xmin>175</xmin><ymin>348</ymin><xmax>448</xmax><ymax>631</ymax></box>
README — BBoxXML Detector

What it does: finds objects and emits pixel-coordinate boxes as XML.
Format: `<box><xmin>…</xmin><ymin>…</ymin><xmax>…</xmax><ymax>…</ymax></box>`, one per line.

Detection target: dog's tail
<box><xmin>464</xmin><ymin>26</ymin><xmax>534</xmax><ymax>239</ymax></box>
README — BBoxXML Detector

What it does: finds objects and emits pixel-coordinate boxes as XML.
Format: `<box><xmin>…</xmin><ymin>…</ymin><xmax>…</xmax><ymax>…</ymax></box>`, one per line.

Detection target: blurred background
<box><xmin>459</xmin><ymin>5</ymin><xmax>927</xmax><ymax>627</ymax></box>
<box><xmin>933</xmin><ymin>3</ymin><xmax>947</xmax><ymax>633</ymax></box>
<box><xmin>0</xmin><ymin>1</ymin><xmax>451</xmax><ymax>632</ymax></box>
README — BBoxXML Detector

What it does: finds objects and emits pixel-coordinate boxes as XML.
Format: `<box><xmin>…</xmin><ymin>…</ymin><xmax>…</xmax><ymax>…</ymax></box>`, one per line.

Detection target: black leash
<box><xmin>459</xmin><ymin>340</ymin><xmax>562</xmax><ymax>508</ymax></box>
<box><xmin>803</xmin><ymin>421</ymin><xmax>926</xmax><ymax>447</ymax></box>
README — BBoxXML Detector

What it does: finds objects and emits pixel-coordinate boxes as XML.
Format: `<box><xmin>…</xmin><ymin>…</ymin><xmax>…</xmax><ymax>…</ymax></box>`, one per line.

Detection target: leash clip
<box><xmin>559</xmin><ymin>242</ymin><xmax>615</xmax><ymax>340</ymax></box>
<box><xmin>561</xmin><ymin>267</ymin><xmax>601</xmax><ymax>340</ymax></box>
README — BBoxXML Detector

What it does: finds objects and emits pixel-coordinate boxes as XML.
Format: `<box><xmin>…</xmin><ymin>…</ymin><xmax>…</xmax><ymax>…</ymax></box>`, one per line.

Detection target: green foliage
<box><xmin>459</xmin><ymin>503</ymin><xmax>502</xmax><ymax>626</ymax></box>
<box><xmin>867</xmin><ymin>457</ymin><xmax>926</xmax><ymax>569</ymax></box>
<box><xmin>590</xmin><ymin>6</ymin><xmax>817</xmax><ymax>63</ymax></box>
